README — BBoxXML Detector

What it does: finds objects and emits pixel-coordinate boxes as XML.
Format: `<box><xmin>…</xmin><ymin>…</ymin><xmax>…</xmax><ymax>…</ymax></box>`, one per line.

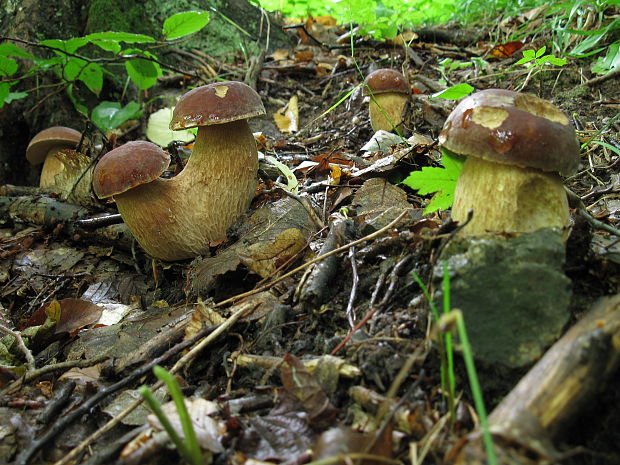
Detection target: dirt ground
<box><xmin>0</xmin><ymin>5</ymin><xmax>619</xmax><ymax>465</ymax></box>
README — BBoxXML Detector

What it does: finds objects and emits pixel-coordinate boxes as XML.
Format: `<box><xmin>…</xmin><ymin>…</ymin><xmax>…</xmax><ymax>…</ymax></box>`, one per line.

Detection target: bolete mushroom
<box><xmin>92</xmin><ymin>81</ymin><xmax>265</xmax><ymax>261</ymax></box>
<box><xmin>26</xmin><ymin>126</ymin><xmax>83</xmax><ymax>188</ymax></box>
<box><xmin>439</xmin><ymin>89</ymin><xmax>580</xmax><ymax>236</ymax></box>
<box><xmin>363</xmin><ymin>69</ymin><xmax>410</xmax><ymax>132</ymax></box>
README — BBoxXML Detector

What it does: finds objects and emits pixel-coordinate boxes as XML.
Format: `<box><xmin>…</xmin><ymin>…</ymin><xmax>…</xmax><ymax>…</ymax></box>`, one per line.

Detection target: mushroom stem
<box><xmin>113</xmin><ymin>119</ymin><xmax>258</xmax><ymax>261</ymax></box>
<box><xmin>451</xmin><ymin>157</ymin><xmax>569</xmax><ymax>235</ymax></box>
<box><xmin>39</xmin><ymin>148</ymin><xmax>66</xmax><ymax>188</ymax></box>
<box><xmin>369</xmin><ymin>93</ymin><xmax>408</xmax><ymax>132</ymax></box>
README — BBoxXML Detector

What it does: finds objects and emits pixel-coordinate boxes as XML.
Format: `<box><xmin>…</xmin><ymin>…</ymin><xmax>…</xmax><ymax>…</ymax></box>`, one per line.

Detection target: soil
<box><xmin>0</xmin><ymin>3</ymin><xmax>619</xmax><ymax>465</ymax></box>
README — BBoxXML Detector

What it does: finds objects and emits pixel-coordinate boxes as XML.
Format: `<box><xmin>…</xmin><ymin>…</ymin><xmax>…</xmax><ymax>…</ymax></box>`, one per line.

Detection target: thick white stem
<box><xmin>451</xmin><ymin>157</ymin><xmax>569</xmax><ymax>236</ymax></box>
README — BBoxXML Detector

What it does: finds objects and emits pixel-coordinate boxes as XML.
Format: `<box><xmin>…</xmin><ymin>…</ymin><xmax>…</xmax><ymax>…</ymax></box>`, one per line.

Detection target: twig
<box><xmin>0</xmin><ymin>325</ymin><xmax>35</xmax><ymax>371</ymax></box>
<box><xmin>580</xmin><ymin>67</ymin><xmax>620</xmax><ymax>87</ymax></box>
<box><xmin>346</xmin><ymin>246</ymin><xmax>359</xmax><ymax>329</ymax></box>
<box><xmin>21</xmin><ymin>321</ymin><xmax>212</xmax><ymax>465</ymax></box>
<box><xmin>214</xmin><ymin>210</ymin><xmax>410</xmax><ymax>308</ymax></box>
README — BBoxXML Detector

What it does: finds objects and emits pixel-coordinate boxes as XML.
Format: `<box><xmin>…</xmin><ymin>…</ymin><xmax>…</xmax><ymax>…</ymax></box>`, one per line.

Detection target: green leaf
<box><xmin>40</xmin><ymin>37</ymin><xmax>89</xmax><ymax>54</ymax></box>
<box><xmin>90</xmin><ymin>40</ymin><xmax>122</xmax><ymax>54</ymax></box>
<box><xmin>6</xmin><ymin>91</ymin><xmax>28</xmax><ymax>103</ymax></box>
<box><xmin>591</xmin><ymin>42</ymin><xmax>620</xmax><ymax>75</ymax></box>
<box><xmin>162</xmin><ymin>10</ymin><xmax>210</xmax><ymax>40</ymax></box>
<box><xmin>0</xmin><ymin>82</ymin><xmax>10</xmax><ymax>108</ymax></box>
<box><xmin>430</xmin><ymin>83</ymin><xmax>474</xmax><ymax>100</ymax></box>
<box><xmin>0</xmin><ymin>43</ymin><xmax>34</xmax><ymax>59</ymax></box>
<box><xmin>78</xmin><ymin>63</ymin><xmax>104</xmax><ymax>95</ymax></box>
<box><xmin>515</xmin><ymin>49</ymin><xmax>535</xmax><ymax>65</ymax></box>
<box><xmin>537</xmin><ymin>55</ymin><xmax>567</xmax><ymax>67</ymax></box>
<box><xmin>92</xmin><ymin>101</ymin><xmax>141</xmax><ymax>132</ymax></box>
<box><xmin>85</xmin><ymin>31</ymin><xmax>156</xmax><ymax>44</ymax></box>
<box><xmin>535</xmin><ymin>46</ymin><xmax>546</xmax><ymax>58</ymax></box>
<box><xmin>402</xmin><ymin>151</ymin><xmax>464</xmax><ymax>213</ymax></box>
<box><xmin>0</xmin><ymin>56</ymin><xmax>18</xmax><ymax>76</ymax></box>
<box><xmin>66</xmin><ymin>84</ymin><xmax>88</xmax><ymax>116</ymax></box>
<box><xmin>124</xmin><ymin>50</ymin><xmax>162</xmax><ymax>90</ymax></box>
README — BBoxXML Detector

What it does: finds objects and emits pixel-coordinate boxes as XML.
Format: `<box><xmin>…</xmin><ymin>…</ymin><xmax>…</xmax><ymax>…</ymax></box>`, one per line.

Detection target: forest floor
<box><xmin>1</xmin><ymin>5</ymin><xmax>619</xmax><ymax>465</ymax></box>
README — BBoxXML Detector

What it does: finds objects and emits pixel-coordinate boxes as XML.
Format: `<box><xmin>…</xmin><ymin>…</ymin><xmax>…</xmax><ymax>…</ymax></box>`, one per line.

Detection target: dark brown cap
<box><xmin>26</xmin><ymin>126</ymin><xmax>82</xmax><ymax>165</ymax></box>
<box><xmin>170</xmin><ymin>81</ymin><xmax>266</xmax><ymax>130</ymax></box>
<box><xmin>439</xmin><ymin>89</ymin><xmax>580</xmax><ymax>175</ymax></box>
<box><xmin>93</xmin><ymin>141</ymin><xmax>170</xmax><ymax>199</ymax></box>
<box><xmin>363</xmin><ymin>69</ymin><xmax>409</xmax><ymax>96</ymax></box>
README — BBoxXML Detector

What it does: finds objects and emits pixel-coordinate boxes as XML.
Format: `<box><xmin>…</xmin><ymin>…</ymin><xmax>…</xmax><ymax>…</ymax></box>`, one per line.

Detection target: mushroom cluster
<box><xmin>93</xmin><ymin>81</ymin><xmax>266</xmax><ymax>261</ymax></box>
<box><xmin>439</xmin><ymin>89</ymin><xmax>580</xmax><ymax>236</ymax></box>
<box><xmin>363</xmin><ymin>69</ymin><xmax>410</xmax><ymax>133</ymax></box>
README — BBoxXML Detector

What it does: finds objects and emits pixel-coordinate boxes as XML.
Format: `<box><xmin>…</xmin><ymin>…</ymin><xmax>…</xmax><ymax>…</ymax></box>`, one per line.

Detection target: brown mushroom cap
<box><xmin>439</xmin><ymin>89</ymin><xmax>580</xmax><ymax>176</ymax></box>
<box><xmin>93</xmin><ymin>141</ymin><xmax>170</xmax><ymax>199</ymax></box>
<box><xmin>363</xmin><ymin>69</ymin><xmax>410</xmax><ymax>96</ymax></box>
<box><xmin>170</xmin><ymin>81</ymin><xmax>266</xmax><ymax>130</ymax></box>
<box><xmin>26</xmin><ymin>126</ymin><xmax>83</xmax><ymax>165</ymax></box>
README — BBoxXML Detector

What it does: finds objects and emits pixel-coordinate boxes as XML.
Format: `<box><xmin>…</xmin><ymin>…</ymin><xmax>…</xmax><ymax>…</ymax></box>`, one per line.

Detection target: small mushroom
<box><xmin>26</xmin><ymin>126</ymin><xmax>83</xmax><ymax>188</ymax></box>
<box><xmin>363</xmin><ymin>69</ymin><xmax>410</xmax><ymax>132</ymax></box>
<box><xmin>92</xmin><ymin>81</ymin><xmax>266</xmax><ymax>261</ymax></box>
<box><xmin>439</xmin><ymin>88</ymin><xmax>580</xmax><ymax>236</ymax></box>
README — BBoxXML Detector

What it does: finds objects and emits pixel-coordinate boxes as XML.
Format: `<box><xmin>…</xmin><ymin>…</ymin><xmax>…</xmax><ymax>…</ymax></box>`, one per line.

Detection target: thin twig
<box><xmin>346</xmin><ymin>246</ymin><xmax>359</xmax><ymax>329</ymax></box>
<box><xmin>0</xmin><ymin>325</ymin><xmax>35</xmax><ymax>371</ymax></box>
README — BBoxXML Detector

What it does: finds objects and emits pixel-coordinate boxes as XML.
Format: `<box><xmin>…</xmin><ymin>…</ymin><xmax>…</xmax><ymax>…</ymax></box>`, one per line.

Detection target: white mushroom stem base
<box><xmin>451</xmin><ymin>157</ymin><xmax>570</xmax><ymax>236</ymax></box>
<box><xmin>114</xmin><ymin>119</ymin><xmax>258</xmax><ymax>261</ymax></box>
<box><xmin>369</xmin><ymin>94</ymin><xmax>408</xmax><ymax>132</ymax></box>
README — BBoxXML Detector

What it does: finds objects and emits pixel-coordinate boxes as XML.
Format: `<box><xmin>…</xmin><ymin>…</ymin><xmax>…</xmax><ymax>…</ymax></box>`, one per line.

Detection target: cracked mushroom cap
<box><xmin>93</xmin><ymin>141</ymin><xmax>170</xmax><ymax>199</ymax></box>
<box><xmin>362</xmin><ymin>69</ymin><xmax>410</xmax><ymax>96</ymax></box>
<box><xmin>26</xmin><ymin>126</ymin><xmax>83</xmax><ymax>165</ymax></box>
<box><xmin>439</xmin><ymin>89</ymin><xmax>580</xmax><ymax>176</ymax></box>
<box><xmin>170</xmin><ymin>81</ymin><xmax>266</xmax><ymax>130</ymax></box>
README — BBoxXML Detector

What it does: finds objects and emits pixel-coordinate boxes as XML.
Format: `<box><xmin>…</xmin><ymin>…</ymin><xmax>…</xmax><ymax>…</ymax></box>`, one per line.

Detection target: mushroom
<box><xmin>363</xmin><ymin>69</ymin><xmax>410</xmax><ymax>132</ymax></box>
<box><xmin>26</xmin><ymin>126</ymin><xmax>83</xmax><ymax>188</ymax></box>
<box><xmin>439</xmin><ymin>89</ymin><xmax>580</xmax><ymax>236</ymax></box>
<box><xmin>92</xmin><ymin>81</ymin><xmax>265</xmax><ymax>261</ymax></box>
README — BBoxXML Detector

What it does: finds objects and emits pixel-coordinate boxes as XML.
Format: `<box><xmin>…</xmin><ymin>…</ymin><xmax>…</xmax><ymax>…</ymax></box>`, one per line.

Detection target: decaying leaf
<box><xmin>239</xmin><ymin>228</ymin><xmax>306</xmax><ymax>278</ymax></box>
<box><xmin>353</xmin><ymin>178</ymin><xmax>414</xmax><ymax>232</ymax></box>
<box><xmin>274</xmin><ymin>95</ymin><xmax>299</xmax><ymax>133</ymax></box>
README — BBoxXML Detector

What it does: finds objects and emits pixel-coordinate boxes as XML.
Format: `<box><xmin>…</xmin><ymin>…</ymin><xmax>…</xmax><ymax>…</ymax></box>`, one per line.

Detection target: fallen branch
<box><xmin>447</xmin><ymin>293</ymin><xmax>620</xmax><ymax>464</ymax></box>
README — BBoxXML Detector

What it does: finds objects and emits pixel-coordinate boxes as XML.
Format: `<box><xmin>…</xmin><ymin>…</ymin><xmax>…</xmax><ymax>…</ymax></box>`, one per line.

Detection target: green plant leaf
<box><xmin>430</xmin><ymin>83</ymin><xmax>474</xmax><ymax>100</ymax></box>
<box><xmin>537</xmin><ymin>55</ymin><xmax>567</xmax><ymax>66</ymax></box>
<box><xmin>591</xmin><ymin>42</ymin><xmax>620</xmax><ymax>74</ymax></box>
<box><xmin>78</xmin><ymin>63</ymin><xmax>104</xmax><ymax>95</ymax></box>
<box><xmin>6</xmin><ymin>91</ymin><xmax>28</xmax><ymax>103</ymax></box>
<box><xmin>92</xmin><ymin>101</ymin><xmax>141</xmax><ymax>132</ymax></box>
<box><xmin>535</xmin><ymin>45</ymin><xmax>546</xmax><ymax>58</ymax></box>
<box><xmin>40</xmin><ymin>37</ymin><xmax>89</xmax><ymax>54</ymax></box>
<box><xmin>90</xmin><ymin>40</ymin><xmax>122</xmax><ymax>54</ymax></box>
<box><xmin>163</xmin><ymin>11</ymin><xmax>210</xmax><ymax>40</ymax></box>
<box><xmin>0</xmin><ymin>82</ymin><xmax>10</xmax><ymax>107</ymax></box>
<box><xmin>125</xmin><ymin>55</ymin><xmax>161</xmax><ymax>90</ymax></box>
<box><xmin>85</xmin><ymin>31</ymin><xmax>156</xmax><ymax>44</ymax></box>
<box><xmin>66</xmin><ymin>84</ymin><xmax>88</xmax><ymax>116</ymax></box>
<box><xmin>402</xmin><ymin>151</ymin><xmax>464</xmax><ymax>213</ymax></box>
<box><xmin>0</xmin><ymin>56</ymin><xmax>18</xmax><ymax>76</ymax></box>
<box><xmin>0</xmin><ymin>43</ymin><xmax>34</xmax><ymax>60</ymax></box>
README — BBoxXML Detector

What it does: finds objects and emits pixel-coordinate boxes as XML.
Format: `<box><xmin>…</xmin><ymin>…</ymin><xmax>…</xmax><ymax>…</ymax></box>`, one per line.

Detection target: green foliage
<box><xmin>91</xmin><ymin>101</ymin><xmax>141</xmax><ymax>132</ymax></box>
<box><xmin>591</xmin><ymin>42</ymin><xmax>620</xmax><ymax>74</ymax></box>
<box><xmin>260</xmin><ymin>0</ymin><xmax>455</xmax><ymax>37</ymax></box>
<box><xmin>140</xmin><ymin>365</ymin><xmax>205</xmax><ymax>465</ymax></box>
<box><xmin>402</xmin><ymin>151</ymin><xmax>464</xmax><ymax>213</ymax></box>
<box><xmin>515</xmin><ymin>46</ymin><xmax>567</xmax><ymax>69</ymax></box>
<box><xmin>0</xmin><ymin>10</ymin><xmax>210</xmax><ymax>109</ymax></box>
<box><xmin>163</xmin><ymin>11</ymin><xmax>211</xmax><ymax>41</ymax></box>
<box><xmin>430</xmin><ymin>83</ymin><xmax>474</xmax><ymax>100</ymax></box>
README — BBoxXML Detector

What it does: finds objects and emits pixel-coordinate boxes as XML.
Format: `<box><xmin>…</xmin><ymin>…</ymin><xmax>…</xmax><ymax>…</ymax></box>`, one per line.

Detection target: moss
<box><xmin>86</xmin><ymin>0</ymin><xmax>158</xmax><ymax>36</ymax></box>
